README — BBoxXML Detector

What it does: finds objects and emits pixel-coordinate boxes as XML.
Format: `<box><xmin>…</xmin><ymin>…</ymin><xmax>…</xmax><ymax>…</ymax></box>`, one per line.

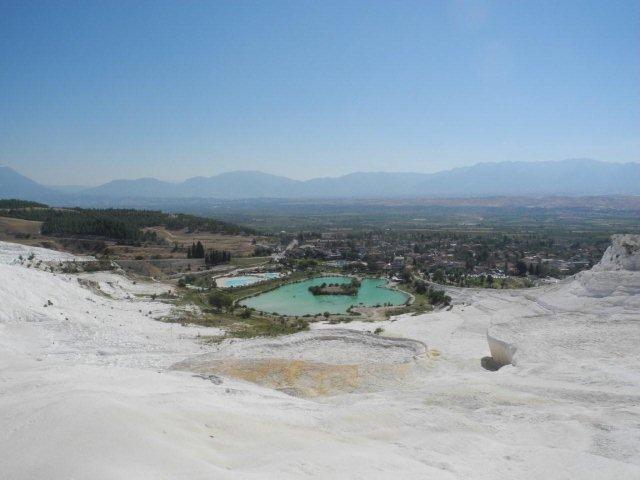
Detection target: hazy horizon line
<box><xmin>6</xmin><ymin>157</ymin><xmax>639</xmax><ymax>188</ymax></box>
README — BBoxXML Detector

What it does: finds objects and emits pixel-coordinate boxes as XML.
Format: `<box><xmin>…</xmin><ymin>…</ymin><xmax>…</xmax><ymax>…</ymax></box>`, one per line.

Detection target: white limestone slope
<box><xmin>487</xmin><ymin>234</ymin><xmax>640</xmax><ymax>380</ymax></box>
<box><xmin>0</xmin><ymin>241</ymin><xmax>94</xmax><ymax>264</ymax></box>
<box><xmin>1</xmin><ymin>238</ymin><xmax>639</xmax><ymax>479</ymax></box>
<box><xmin>593</xmin><ymin>234</ymin><xmax>640</xmax><ymax>272</ymax></box>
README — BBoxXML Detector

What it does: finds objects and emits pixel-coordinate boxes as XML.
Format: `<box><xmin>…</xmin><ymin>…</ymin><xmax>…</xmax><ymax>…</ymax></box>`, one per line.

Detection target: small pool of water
<box><xmin>218</xmin><ymin>272</ymin><xmax>281</xmax><ymax>288</ymax></box>
<box><xmin>239</xmin><ymin>276</ymin><xmax>409</xmax><ymax>316</ymax></box>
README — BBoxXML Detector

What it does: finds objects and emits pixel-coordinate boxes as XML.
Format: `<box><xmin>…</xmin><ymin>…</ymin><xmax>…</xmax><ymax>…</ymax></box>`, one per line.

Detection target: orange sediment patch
<box><xmin>175</xmin><ymin>357</ymin><xmax>417</xmax><ymax>397</ymax></box>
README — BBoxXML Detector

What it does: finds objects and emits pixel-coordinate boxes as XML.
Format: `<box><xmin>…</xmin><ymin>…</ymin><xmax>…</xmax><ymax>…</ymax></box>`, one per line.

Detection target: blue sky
<box><xmin>1</xmin><ymin>0</ymin><xmax>638</xmax><ymax>185</ymax></box>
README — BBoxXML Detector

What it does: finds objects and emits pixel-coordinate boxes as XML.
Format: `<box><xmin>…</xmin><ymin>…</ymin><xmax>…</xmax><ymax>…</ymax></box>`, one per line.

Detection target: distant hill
<box><xmin>46</xmin><ymin>185</ymin><xmax>91</xmax><ymax>195</ymax></box>
<box><xmin>79</xmin><ymin>159</ymin><xmax>640</xmax><ymax>198</ymax></box>
<box><xmin>413</xmin><ymin>159</ymin><xmax>640</xmax><ymax>196</ymax></box>
<box><xmin>79</xmin><ymin>171</ymin><xmax>425</xmax><ymax>198</ymax></box>
<box><xmin>79</xmin><ymin>171</ymin><xmax>302</xmax><ymax>198</ymax></box>
<box><xmin>84</xmin><ymin>178</ymin><xmax>179</xmax><ymax>197</ymax></box>
<box><xmin>0</xmin><ymin>166</ymin><xmax>55</xmax><ymax>201</ymax></box>
<box><xmin>3</xmin><ymin>159</ymin><xmax>640</xmax><ymax>201</ymax></box>
<box><xmin>303</xmin><ymin>172</ymin><xmax>424</xmax><ymax>198</ymax></box>
<box><xmin>182</xmin><ymin>171</ymin><xmax>301</xmax><ymax>198</ymax></box>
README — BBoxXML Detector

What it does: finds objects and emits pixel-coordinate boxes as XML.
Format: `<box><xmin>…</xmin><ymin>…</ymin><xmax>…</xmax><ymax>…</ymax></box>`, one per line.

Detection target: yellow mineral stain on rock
<box><xmin>193</xmin><ymin>359</ymin><xmax>363</xmax><ymax>397</ymax></box>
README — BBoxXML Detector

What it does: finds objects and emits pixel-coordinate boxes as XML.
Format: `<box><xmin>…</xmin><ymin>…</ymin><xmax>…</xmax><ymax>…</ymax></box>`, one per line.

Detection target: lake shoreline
<box><xmin>238</xmin><ymin>274</ymin><xmax>410</xmax><ymax>317</ymax></box>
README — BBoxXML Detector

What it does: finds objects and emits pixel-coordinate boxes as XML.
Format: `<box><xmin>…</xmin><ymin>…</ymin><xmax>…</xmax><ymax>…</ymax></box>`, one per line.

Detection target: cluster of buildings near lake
<box><xmin>282</xmin><ymin>230</ymin><xmax>605</xmax><ymax>279</ymax></box>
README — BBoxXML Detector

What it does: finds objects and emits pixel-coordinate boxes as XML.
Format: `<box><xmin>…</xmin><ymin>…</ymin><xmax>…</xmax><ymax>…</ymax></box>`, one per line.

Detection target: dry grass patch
<box><xmin>146</xmin><ymin>227</ymin><xmax>265</xmax><ymax>257</ymax></box>
<box><xmin>0</xmin><ymin>216</ymin><xmax>42</xmax><ymax>237</ymax></box>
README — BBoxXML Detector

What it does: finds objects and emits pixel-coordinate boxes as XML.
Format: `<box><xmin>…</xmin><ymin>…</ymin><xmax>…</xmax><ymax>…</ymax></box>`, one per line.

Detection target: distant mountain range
<box><xmin>2</xmin><ymin>159</ymin><xmax>639</xmax><ymax>202</ymax></box>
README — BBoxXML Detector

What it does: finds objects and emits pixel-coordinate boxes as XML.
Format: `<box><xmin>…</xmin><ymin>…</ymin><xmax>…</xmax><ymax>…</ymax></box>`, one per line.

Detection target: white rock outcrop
<box><xmin>487</xmin><ymin>234</ymin><xmax>640</xmax><ymax>378</ymax></box>
<box><xmin>593</xmin><ymin>233</ymin><xmax>640</xmax><ymax>271</ymax></box>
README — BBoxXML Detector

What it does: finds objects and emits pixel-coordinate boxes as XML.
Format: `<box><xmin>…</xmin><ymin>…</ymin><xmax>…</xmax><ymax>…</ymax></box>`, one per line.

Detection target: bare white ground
<box><xmin>76</xmin><ymin>271</ymin><xmax>175</xmax><ymax>299</ymax></box>
<box><xmin>1</xmin><ymin>237</ymin><xmax>639</xmax><ymax>479</ymax></box>
<box><xmin>0</xmin><ymin>240</ymin><xmax>94</xmax><ymax>264</ymax></box>
<box><xmin>178</xmin><ymin>328</ymin><xmax>426</xmax><ymax>365</ymax></box>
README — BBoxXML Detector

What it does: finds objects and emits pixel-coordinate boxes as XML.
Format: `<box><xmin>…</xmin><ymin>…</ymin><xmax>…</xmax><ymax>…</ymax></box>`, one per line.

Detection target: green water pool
<box><xmin>238</xmin><ymin>276</ymin><xmax>410</xmax><ymax>316</ymax></box>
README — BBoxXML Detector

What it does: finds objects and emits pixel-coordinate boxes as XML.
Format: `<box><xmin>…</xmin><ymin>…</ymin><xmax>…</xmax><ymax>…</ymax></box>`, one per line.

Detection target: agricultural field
<box><xmin>0</xmin><ymin>216</ymin><xmax>43</xmax><ymax>240</ymax></box>
<box><xmin>146</xmin><ymin>226</ymin><xmax>266</xmax><ymax>257</ymax></box>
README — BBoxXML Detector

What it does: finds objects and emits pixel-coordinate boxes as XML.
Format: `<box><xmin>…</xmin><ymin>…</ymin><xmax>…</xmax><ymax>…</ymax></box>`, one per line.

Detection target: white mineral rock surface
<box><xmin>1</xmin><ymin>236</ymin><xmax>639</xmax><ymax>479</ymax></box>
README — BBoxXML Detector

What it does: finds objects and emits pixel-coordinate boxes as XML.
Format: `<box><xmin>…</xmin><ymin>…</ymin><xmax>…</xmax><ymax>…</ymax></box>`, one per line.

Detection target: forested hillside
<box><xmin>0</xmin><ymin>203</ymin><xmax>255</xmax><ymax>244</ymax></box>
<box><xmin>0</xmin><ymin>199</ymin><xmax>48</xmax><ymax>209</ymax></box>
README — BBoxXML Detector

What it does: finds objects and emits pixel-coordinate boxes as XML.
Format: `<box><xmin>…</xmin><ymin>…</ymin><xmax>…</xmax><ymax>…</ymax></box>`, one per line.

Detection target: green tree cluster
<box><xmin>187</xmin><ymin>241</ymin><xmax>205</xmax><ymax>258</ymax></box>
<box><xmin>207</xmin><ymin>291</ymin><xmax>233</xmax><ymax>310</ymax></box>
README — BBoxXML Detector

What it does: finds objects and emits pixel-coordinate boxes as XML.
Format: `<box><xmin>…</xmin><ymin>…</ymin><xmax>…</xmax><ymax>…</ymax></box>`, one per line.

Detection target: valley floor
<box><xmin>0</xmin><ymin>238</ymin><xmax>639</xmax><ymax>479</ymax></box>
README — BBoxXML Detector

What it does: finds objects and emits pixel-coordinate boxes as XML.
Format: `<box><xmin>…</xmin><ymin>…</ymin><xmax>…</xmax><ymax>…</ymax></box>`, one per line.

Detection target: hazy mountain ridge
<box><xmin>2</xmin><ymin>159</ymin><xmax>639</xmax><ymax>201</ymax></box>
<box><xmin>0</xmin><ymin>166</ymin><xmax>56</xmax><ymax>201</ymax></box>
<box><xmin>414</xmin><ymin>159</ymin><xmax>640</xmax><ymax>196</ymax></box>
